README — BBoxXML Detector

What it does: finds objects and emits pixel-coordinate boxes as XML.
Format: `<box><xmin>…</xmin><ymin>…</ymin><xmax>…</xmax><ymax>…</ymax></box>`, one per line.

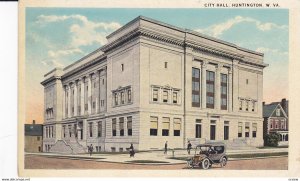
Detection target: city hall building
<box><xmin>41</xmin><ymin>16</ymin><xmax>267</xmax><ymax>153</ymax></box>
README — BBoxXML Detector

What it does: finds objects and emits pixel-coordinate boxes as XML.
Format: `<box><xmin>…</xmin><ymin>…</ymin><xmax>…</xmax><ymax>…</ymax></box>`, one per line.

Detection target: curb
<box><xmin>26</xmin><ymin>153</ymin><xmax>288</xmax><ymax>165</ymax></box>
<box><xmin>229</xmin><ymin>155</ymin><xmax>288</xmax><ymax>161</ymax></box>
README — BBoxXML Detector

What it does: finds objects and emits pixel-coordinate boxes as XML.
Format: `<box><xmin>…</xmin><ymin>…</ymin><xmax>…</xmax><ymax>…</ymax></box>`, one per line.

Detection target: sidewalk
<box><xmin>26</xmin><ymin>147</ymin><xmax>288</xmax><ymax>165</ymax></box>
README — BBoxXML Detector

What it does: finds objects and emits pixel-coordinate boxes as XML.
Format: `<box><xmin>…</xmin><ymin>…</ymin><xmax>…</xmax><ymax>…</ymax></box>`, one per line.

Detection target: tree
<box><xmin>264</xmin><ymin>132</ymin><xmax>281</xmax><ymax>147</ymax></box>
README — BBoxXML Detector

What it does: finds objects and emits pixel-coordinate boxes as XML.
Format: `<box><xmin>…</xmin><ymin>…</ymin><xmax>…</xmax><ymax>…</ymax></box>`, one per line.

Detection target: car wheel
<box><xmin>202</xmin><ymin>158</ymin><xmax>210</xmax><ymax>169</ymax></box>
<box><xmin>187</xmin><ymin>159</ymin><xmax>194</xmax><ymax>169</ymax></box>
<box><xmin>220</xmin><ymin>157</ymin><xmax>227</xmax><ymax>167</ymax></box>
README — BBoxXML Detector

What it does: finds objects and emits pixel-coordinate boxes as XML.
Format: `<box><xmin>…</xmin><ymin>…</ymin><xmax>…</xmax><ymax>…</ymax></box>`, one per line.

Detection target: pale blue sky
<box><xmin>25</xmin><ymin>8</ymin><xmax>289</xmax><ymax>123</ymax></box>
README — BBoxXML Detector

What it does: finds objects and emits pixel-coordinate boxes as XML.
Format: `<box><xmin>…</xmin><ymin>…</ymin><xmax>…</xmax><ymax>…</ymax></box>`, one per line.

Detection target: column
<box><xmin>74</xmin><ymin>81</ymin><xmax>78</xmax><ymax>116</ymax></box>
<box><xmin>228</xmin><ymin>68</ymin><xmax>233</xmax><ymax>112</ymax></box>
<box><xmin>88</xmin><ymin>74</ymin><xmax>92</xmax><ymax>115</ymax></box>
<box><xmin>80</xmin><ymin>78</ymin><xmax>85</xmax><ymax>116</ymax></box>
<box><xmin>67</xmin><ymin>85</ymin><xmax>71</xmax><ymax>118</ymax></box>
<box><xmin>98</xmin><ymin>70</ymin><xmax>101</xmax><ymax>113</ymax></box>
<box><xmin>215</xmin><ymin>64</ymin><xmax>221</xmax><ymax>110</ymax></box>
<box><xmin>201</xmin><ymin>61</ymin><xmax>207</xmax><ymax>109</ymax></box>
<box><xmin>62</xmin><ymin>86</ymin><xmax>66</xmax><ymax>119</ymax></box>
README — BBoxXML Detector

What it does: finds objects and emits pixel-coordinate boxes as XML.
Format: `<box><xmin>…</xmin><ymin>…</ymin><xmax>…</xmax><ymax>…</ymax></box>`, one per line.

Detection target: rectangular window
<box><xmin>245</xmin><ymin>122</ymin><xmax>250</xmax><ymax>137</ymax></box>
<box><xmin>114</xmin><ymin>93</ymin><xmax>118</xmax><ymax>106</ymax></box>
<box><xmin>252</xmin><ymin>123</ymin><xmax>257</xmax><ymax>138</ymax></box>
<box><xmin>98</xmin><ymin>122</ymin><xmax>102</xmax><ymax>137</ymax></box>
<box><xmin>73</xmin><ymin>124</ymin><xmax>77</xmax><ymax>138</ymax></box>
<box><xmin>276</xmin><ymin>109</ymin><xmax>280</xmax><ymax>116</ymax></box>
<box><xmin>150</xmin><ymin>117</ymin><xmax>158</xmax><ymax>136</ymax></box>
<box><xmin>153</xmin><ymin>89</ymin><xmax>158</xmax><ymax>102</ymax></box>
<box><xmin>45</xmin><ymin>127</ymin><xmax>48</xmax><ymax>138</ymax></box>
<box><xmin>92</xmin><ymin>102</ymin><xmax>95</xmax><ymax>109</ymax></box>
<box><xmin>173</xmin><ymin>118</ymin><xmax>181</xmax><ymax>136</ymax></box>
<box><xmin>78</xmin><ymin>106</ymin><xmax>81</xmax><ymax>115</ymax></box>
<box><xmin>239</xmin><ymin>100</ymin><xmax>243</xmax><ymax>110</ymax></box>
<box><xmin>192</xmin><ymin>68</ymin><xmax>200</xmax><ymax>107</ymax></box>
<box><xmin>112</xmin><ymin>119</ymin><xmax>116</xmax><ymax>136</ymax></box>
<box><xmin>252</xmin><ymin>102</ymin><xmax>255</xmax><ymax>112</ymax></box>
<box><xmin>88</xmin><ymin>123</ymin><xmax>93</xmax><ymax>137</ymax></box>
<box><xmin>121</xmin><ymin>91</ymin><xmax>125</xmax><ymax>104</ymax></box>
<box><xmin>221</xmin><ymin>74</ymin><xmax>227</xmax><ymax>110</ymax></box>
<box><xmin>165</xmin><ymin>62</ymin><xmax>168</xmax><ymax>68</ymax></box>
<box><xmin>238</xmin><ymin>122</ymin><xmax>243</xmax><ymax>137</ymax></box>
<box><xmin>224</xmin><ymin>121</ymin><xmax>229</xmax><ymax>140</ymax></box>
<box><xmin>127</xmin><ymin>116</ymin><xmax>132</xmax><ymax>136</ymax></box>
<box><xmin>163</xmin><ymin>90</ymin><xmax>168</xmax><ymax>103</ymax></box>
<box><xmin>195</xmin><ymin>119</ymin><xmax>202</xmax><ymax>138</ymax></box>
<box><xmin>210</xmin><ymin>124</ymin><xmax>216</xmax><ymax>140</ymax></box>
<box><xmin>37</xmin><ymin>136</ymin><xmax>40</xmax><ymax>141</ymax></box>
<box><xmin>173</xmin><ymin>92</ymin><xmax>178</xmax><ymax>104</ymax></box>
<box><xmin>206</xmin><ymin>71</ymin><xmax>215</xmax><ymax>109</ymax></box>
<box><xmin>246</xmin><ymin>101</ymin><xmax>249</xmax><ymax>111</ymax></box>
<box><xmin>63</xmin><ymin>126</ymin><xmax>66</xmax><ymax>138</ymax></box>
<box><xmin>162</xmin><ymin>117</ymin><xmax>170</xmax><ymax>136</ymax></box>
<box><xmin>128</xmin><ymin>89</ymin><xmax>132</xmax><ymax>103</ymax></box>
<box><xmin>67</xmin><ymin>125</ymin><xmax>71</xmax><ymax>137</ymax></box>
<box><xmin>119</xmin><ymin>117</ymin><xmax>124</xmax><ymax>136</ymax></box>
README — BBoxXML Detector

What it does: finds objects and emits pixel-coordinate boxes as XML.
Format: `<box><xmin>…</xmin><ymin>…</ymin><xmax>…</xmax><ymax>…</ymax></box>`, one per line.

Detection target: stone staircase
<box><xmin>49</xmin><ymin>139</ymin><xmax>86</xmax><ymax>154</ymax></box>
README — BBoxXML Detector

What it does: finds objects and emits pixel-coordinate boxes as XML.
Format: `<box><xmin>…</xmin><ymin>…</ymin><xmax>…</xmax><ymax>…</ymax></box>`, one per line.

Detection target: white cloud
<box><xmin>256</xmin><ymin>47</ymin><xmax>288</xmax><ymax>56</ymax></box>
<box><xmin>48</xmin><ymin>48</ymin><xmax>84</xmax><ymax>58</ymax></box>
<box><xmin>196</xmin><ymin>16</ymin><xmax>287</xmax><ymax>37</ymax></box>
<box><xmin>41</xmin><ymin>59</ymin><xmax>64</xmax><ymax>68</ymax></box>
<box><xmin>36</xmin><ymin>14</ymin><xmax>122</xmax><ymax>47</ymax></box>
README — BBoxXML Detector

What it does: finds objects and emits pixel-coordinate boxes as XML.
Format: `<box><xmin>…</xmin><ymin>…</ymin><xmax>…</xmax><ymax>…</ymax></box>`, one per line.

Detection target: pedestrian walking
<box><xmin>129</xmin><ymin>143</ymin><xmax>135</xmax><ymax>158</ymax></box>
<box><xmin>164</xmin><ymin>141</ymin><xmax>168</xmax><ymax>154</ymax></box>
<box><xmin>187</xmin><ymin>141</ymin><xmax>192</xmax><ymax>155</ymax></box>
<box><xmin>89</xmin><ymin>144</ymin><xmax>93</xmax><ymax>156</ymax></box>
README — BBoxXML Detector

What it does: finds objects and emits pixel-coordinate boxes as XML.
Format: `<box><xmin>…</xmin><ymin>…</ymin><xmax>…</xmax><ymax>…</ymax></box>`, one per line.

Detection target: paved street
<box><xmin>25</xmin><ymin>154</ymin><xmax>288</xmax><ymax>170</ymax></box>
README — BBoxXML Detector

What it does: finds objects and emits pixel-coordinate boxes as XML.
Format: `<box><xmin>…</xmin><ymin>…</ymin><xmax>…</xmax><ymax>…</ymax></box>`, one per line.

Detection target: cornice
<box><xmin>61</xmin><ymin>55</ymin><xmax>107</xmax><ymax>80</ymax></box>
<box><xmin>41</xmin><ymin>76</ymin><xmax>61</xmax><ymax>86</ymax></box>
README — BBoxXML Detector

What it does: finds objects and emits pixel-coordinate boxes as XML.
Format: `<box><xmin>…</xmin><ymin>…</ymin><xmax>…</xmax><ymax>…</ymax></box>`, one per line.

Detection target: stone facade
<box><xmin>41</xmin><ymin>16</ymin><xmax>267</xmax><ymax>152</ymax></box>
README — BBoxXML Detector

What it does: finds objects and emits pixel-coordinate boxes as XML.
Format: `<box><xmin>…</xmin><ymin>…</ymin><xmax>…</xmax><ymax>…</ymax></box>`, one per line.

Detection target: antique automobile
<box><xmin>187</xmin><ymin>143</ymin><xmax>228</xmax><ymax>169</ymax></box>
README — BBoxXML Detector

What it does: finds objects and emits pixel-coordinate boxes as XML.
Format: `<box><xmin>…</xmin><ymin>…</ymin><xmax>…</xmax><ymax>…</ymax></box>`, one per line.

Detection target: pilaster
<box><xmin>201</xmin><ymin>61</ymin><xmax>207</xmax><ymax>109</ymax></box>
<box><xmin>215</xmin><ymin>64</ymin><xmax>222</xmax><ymax>110</ymax></box>
<box><xmin>228</xmin><ymin>67</ymin><xmax>233</xmax><ymax>112</ymax></box>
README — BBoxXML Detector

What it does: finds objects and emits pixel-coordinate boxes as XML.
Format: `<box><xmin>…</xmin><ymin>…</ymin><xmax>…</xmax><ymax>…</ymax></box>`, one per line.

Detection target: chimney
<box><xmin>32</xmin><ymin>120</ymin><xmax>36</xmax><ymax>125</ymax></box>
<box><xmin>281</xmin><ymin>98</ymin><xmax>286</xmax><ymax>108</ymax></box>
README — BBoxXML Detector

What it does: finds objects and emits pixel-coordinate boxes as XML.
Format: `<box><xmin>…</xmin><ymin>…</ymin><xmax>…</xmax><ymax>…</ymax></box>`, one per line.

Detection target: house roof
<box><xmin>263</xmin><ymin>103</ymin><xmax>288</xmax><ymax>118</ymax></box>
<box><xmin>270</xmin><ymin>100</ymin><xmax>289</xmax><ymax>116</ymax></box>
<box><xmin>25</xmin><ymin>124</ymin><xmax>43</xmax><ymax>136</ymax></box>
<box><xmin>263</xmin><ymin>104</ymin><xmax>278</xmax><ymax>117</ymax></box>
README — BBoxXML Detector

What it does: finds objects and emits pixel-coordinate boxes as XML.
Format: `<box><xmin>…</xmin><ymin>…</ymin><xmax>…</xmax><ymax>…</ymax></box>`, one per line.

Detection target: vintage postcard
<box><xmin>18</xmin><ymin>0</ymin><xmax>300</xmax><ymax>178</ymax></box>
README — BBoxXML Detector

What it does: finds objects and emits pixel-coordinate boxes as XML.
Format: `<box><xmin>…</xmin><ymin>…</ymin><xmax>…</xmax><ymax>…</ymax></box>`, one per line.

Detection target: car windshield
<box><xmin>213</xmin><ymin>146</ymin><xmax>224</xmax><ymax>153</ymax></box>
